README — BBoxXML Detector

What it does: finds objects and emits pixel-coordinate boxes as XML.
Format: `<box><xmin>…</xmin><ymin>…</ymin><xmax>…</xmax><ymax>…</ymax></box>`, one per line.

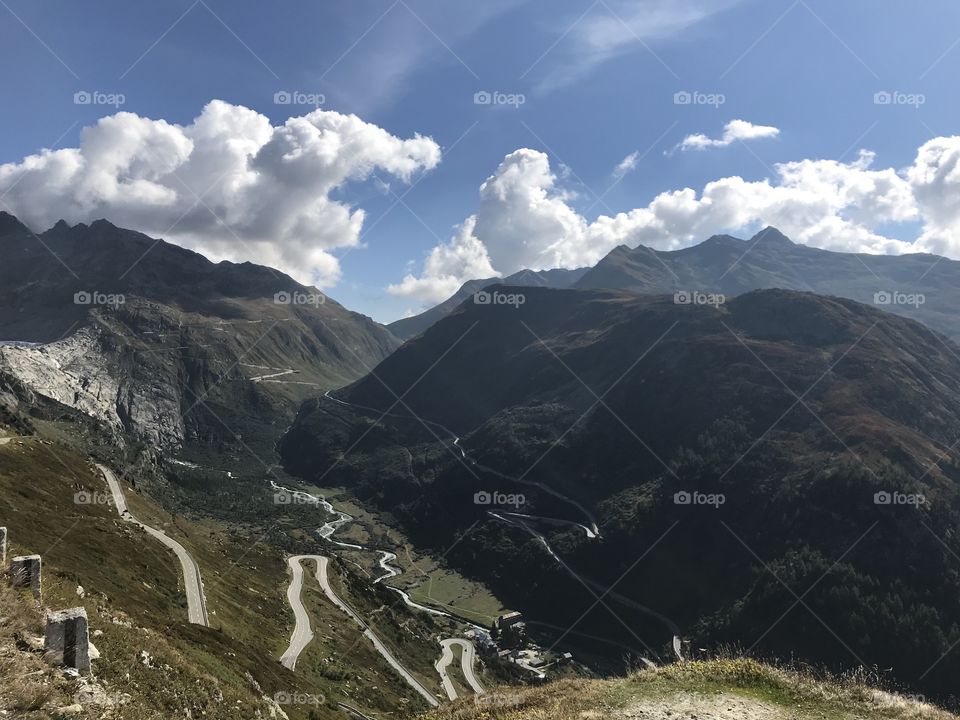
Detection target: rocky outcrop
<box><xmin>0</xmin><ymin>327</ymin><xmax>185</xmax><ymax>447</ymax></box>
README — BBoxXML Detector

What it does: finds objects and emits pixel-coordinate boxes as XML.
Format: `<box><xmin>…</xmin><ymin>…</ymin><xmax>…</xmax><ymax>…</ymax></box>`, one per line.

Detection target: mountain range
<box><xmin>7</xmin><ymin>212</ymin><xmax>960</xmax><ymax>712</ymax></box>
<box><xmin>387</xmin><ymin>267</ymin><xmax>588</xmax><ymax>340</ymax></box>
<box><xmin>395</xmin><ymin>226</ymin><xmax>960</xmax><ymax>342</ymax></box>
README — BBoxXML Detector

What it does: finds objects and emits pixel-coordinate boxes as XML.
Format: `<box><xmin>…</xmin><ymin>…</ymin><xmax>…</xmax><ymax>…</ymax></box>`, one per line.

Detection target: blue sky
<box><xmin>1</xmin><ymin>0</ymin><xmax>959</xmax><ymax>321</ymax></box>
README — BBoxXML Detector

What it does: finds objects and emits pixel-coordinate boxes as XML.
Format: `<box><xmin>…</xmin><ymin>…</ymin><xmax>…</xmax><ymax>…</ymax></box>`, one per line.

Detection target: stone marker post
<box><xmin>0</xmin><ymin>526</ymin><xmax>6</xmax><ymax>565</ymax></box>
<box><xmin>45</xmin><ymin>607</ymin><xmax>91</xmax><ymax>673</ymax></box>
<box><xmin>10</xmin><ymin>554</ymin><xmax>41</xmax><ymax>598</ymax></box>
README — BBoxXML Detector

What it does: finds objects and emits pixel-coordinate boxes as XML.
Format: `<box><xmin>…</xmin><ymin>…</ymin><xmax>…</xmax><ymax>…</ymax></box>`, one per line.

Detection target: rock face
<box><xmin>10</xmin><ymin>554</ymin><xmax>41</xmax><ymax>598</ymax></box>
<box><xmin>45</xmin><ymin>607</ymin><xmax>91</xmax><ymax>673</ymax></box>
<box><xmin>0</xmin><ymin>325</ymin><xmax>184</xmax><ymax>447</ymax></box>
<box><xmin>1</xmin><ymin>329</ymin><xmax>131</xmax><ymax>435</ymax></box>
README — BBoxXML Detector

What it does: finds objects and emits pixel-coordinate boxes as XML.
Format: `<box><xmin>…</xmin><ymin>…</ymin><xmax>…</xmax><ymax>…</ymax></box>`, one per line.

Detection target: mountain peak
<box><xmin>749</xmin><ymin>226</ymin><xmax>794</xmax><ymax>246</ymax></box>
<box><xmin>699</xmin><ymin>234</ymin><xmax>743</xmax><ymax>249</ymax></box>
<box><xmin>89</xmin><ymin>218</ymin><xmax>119</xmax><ymax>232</ymax></box>
<box><xmin>0</xmin><ymin>211</ymin><xmax>30</xmax><ymax>237</ymax></box>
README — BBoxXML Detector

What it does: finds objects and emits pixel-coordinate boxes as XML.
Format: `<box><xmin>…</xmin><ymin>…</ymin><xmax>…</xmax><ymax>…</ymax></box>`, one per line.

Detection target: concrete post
<box><xmin>0</xmin><ymin>527</ymin><xmax>6</xmax><ymax>566</ymax></box>
<box><xmin>10</xmin><ymin>554</ymin><xmax>41</xmax><ymax>598</ymax></box>
<box><xmin>45</xmin><ymin>607</ymin><xmax>90</xmax><ymax>673</ymax></box>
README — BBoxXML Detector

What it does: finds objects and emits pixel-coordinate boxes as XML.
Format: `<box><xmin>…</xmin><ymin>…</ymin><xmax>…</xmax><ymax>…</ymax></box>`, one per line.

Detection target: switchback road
<box><xmin>99</xmin><ymin>464</ymin><xmax>209</xmax><ymax>626</ymax></box>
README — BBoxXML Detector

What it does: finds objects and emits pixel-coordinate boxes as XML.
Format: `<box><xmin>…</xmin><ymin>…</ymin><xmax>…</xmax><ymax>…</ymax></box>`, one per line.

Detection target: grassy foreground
<box><xmin>425</xmin><ymin>658</ymin><xmax>958</xmax><ymax>720</ymax></box>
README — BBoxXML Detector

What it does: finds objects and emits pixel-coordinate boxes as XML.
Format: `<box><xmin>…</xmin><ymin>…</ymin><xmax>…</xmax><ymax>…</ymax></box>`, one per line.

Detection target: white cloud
<box><xmin>678</xmin><ymin>119</ymin><xmax>780</xmax><ymax>151</ymax></box>
<box><xmin>534</xmin><ymin>0</ymin><xmax>746</xmax><ymax>92</ymax></box>
<box><xmin>612</xmin><ymin>151</ymin><xmax>640</xmax><ymax>180</ymax></box>
<box><xmin>0</xmin><ymin>100</ymin><xmax>441</xmax><ymax>287</ymax></box>
<box><xmin>389</xmin><ymin>141</ymin><xmax>960</xmax><ymax>304</ymax></box>
<box><xmin>907</xmin><ymin>136</ymin><xmax>960</xmax><ymax>256</ymax></box>
<box><xmin>387</xmin><ymin>216</ymin><xmax>496</xmax><ymax>302</ymax></box>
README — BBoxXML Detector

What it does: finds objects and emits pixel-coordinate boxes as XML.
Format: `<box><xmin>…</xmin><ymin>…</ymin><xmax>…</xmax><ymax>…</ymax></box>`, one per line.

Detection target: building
<box><xmin>497</xmin><ymin>611</ymin><xmax>523</xmax><ymax>628</ymax></box>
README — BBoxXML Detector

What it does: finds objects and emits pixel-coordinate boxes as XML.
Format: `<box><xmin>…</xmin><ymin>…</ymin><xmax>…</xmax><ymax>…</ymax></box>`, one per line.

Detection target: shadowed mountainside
<box><xmin>0</xmin><ymin>212</ymin><xmax>399</xmax><ymax>451</ymax></box>
<box><xmin>283</xmin><ymin>285</ymin><xmax>960</xmax><ymax>699</ymax></box>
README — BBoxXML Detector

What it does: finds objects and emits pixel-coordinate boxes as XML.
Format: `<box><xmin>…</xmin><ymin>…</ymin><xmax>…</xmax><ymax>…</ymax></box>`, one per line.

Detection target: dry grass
<box><xmin>0</xmin><ymin>578</ymin><xmax>79</xmax><ymax>718</ymax></box>
<box><xmin>424</xmin><ymin>658</ymin><xmax>960</xmax><ymax>720</ymax></box>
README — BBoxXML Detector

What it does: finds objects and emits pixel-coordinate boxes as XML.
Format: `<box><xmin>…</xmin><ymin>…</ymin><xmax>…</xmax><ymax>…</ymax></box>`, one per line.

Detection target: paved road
<box><xmin>320</xmin><ymin>391</ymin><xmax>688</xmax><ymax>663</ymax></box>
<box><xmin>98</xmin><ymin>464</ymin><xmax>209</xmax><ymax>626</ymax></box>
<box><xmin>435</xmin><ymin>638</ymin><xmax>485</xmax><ymax>700</ymax></box>
<box><xmin>279</xmin><ymin>556</ymin><xmax>314</xmax><ymax>670</ymax></box>
<box><xmin>323</xmin><ymin>390</ymin><xmax>601</xmax><ymax>536</ymax></box>
<box><xmin>496</xmin><ymin>511</ymin><xmax>597</xmax><ymax>539</ymax></box>
<box><xmin>337</xmin><ymin>702</ymin><xmax>377</xmax><ymax>720</ymax></box>
<box><xmin>280</xmin><ymin>554</ymin><xmax>439</xmax><ymax>707</ymax></box>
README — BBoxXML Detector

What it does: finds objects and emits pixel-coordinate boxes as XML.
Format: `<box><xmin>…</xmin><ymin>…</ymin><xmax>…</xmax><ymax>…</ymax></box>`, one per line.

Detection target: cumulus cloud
<box><xmin>388</xmin><ymin>139</ymin><xmax>960</xmax><ymax>304</ymax></box>
<box><xmin>0</xmin><ymin>100</ymin><xmax>441</xmax><ymax>287</ymax></box>
<box><xmin>678</xmin><ymin>119</ymin><xmax>780</xmax><ymax>151</ymax></box>
<box><xmin>907</xmin><ymin>136</ymin><xmax>960</xmax><ymax>256</ymax></box>
<box><xmin>386</xmin><ymin>217</ymin><xmax>496</xmax><ymax>302</ymax></box>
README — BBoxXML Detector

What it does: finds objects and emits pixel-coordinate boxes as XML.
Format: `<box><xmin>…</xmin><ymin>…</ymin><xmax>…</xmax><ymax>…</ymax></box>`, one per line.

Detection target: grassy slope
<box><xmin>0</xmin><ymin>436</ymin><xmax>325</xmax><ymax>719</ymax></box>
<box><xmin>0</xmin><ymin>432</ymin><xmax>447</xmax><ymax>718</ymax></box>
<box><xmin>425</xmin><ymin>659</ymin><xmax>959</xmax><ymax>720</ymax></box>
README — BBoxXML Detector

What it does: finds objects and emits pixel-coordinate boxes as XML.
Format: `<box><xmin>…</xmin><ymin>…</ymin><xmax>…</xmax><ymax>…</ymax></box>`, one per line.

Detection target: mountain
<box><xmin>398</xmin><ymin>227</ymin><xmax>960</xmax><ymax>344</ymax></box>
<box><xmin>282</xmin><ymin>285</ymin><xmax>960</xmax><ymax>699</ymax></box>
<box><xmin>0</xmin><ymin>212</ymin><xmax>399</xmax><ymax>451</ymax></box>
<box><xmin>387</xmin><ymin>267</ymin><xmax>588</xmax><ymax>340</ymax></box>
<box><xmin>575</xmin><ymin>226</ymin><xmax>960</xmax><ymax>340</ymax></box>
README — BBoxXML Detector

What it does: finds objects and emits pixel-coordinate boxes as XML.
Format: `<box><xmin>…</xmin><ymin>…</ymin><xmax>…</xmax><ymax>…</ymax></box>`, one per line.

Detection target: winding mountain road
<box><xmin>280</xmin><ymin>554</ymin><xmax>439</xmax><ymax>707</ymax></box>
<box><xmin>319</xmin><ymin>391</ymin><xmax>687</xmax><ymax>663</ymax></box>
<box><xmin>435</xmin><ymin>638</ymin><xmax>484</xmax><ymax>700</ymax></box>
<box><xmin>279</xmin><ymin>556</ymin><xmax>314</xmax><ymax>670</ymax></box>
<box><xmin>323</xmin><ymin>390</ymin><xmax>601</xmax><ymax>535</ymax></box>
<box><xmin>98</xmin><ymin>464</ymin><xmax>209</xmax><ymax>626</ymax></box>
